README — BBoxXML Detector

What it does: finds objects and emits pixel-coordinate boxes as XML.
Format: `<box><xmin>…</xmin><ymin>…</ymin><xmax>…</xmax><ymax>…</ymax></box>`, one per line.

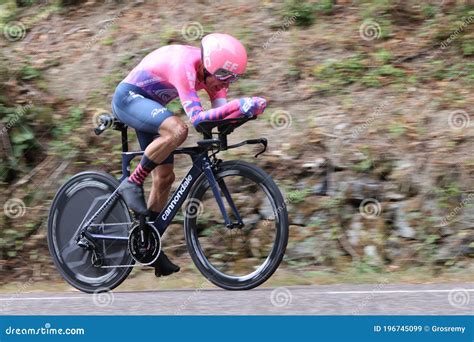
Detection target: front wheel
<box><xmin>184</xmin><ymin>161</ymin><xmax>289</xmax><ymax>290</ymax></box>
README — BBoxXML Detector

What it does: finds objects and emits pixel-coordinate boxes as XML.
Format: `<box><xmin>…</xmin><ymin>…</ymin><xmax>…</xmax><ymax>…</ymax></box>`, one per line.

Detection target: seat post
<box><xmin>218</xmin><ymin>131</ymin><xmax>228</xmax><ymax>149</ymax></box>
<box><xmin>121</xmin><ymin>126</ymin><xmax>128</xmax><ymax>153</ymax></box>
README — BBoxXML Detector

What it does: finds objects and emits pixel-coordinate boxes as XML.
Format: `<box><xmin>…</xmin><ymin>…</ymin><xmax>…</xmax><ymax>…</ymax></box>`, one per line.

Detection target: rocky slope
<box><xmin>0</xmin><ymin>0</ymin><xmax>473</xmax><ymax>285</ymax></box>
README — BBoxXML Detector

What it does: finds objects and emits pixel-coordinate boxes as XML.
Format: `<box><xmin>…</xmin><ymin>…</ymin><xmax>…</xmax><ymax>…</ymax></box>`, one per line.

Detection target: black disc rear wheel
<box><xmin>47</xmin><ymin>171</ymin><xmax>133</xmax><ymax>293</ymax></box>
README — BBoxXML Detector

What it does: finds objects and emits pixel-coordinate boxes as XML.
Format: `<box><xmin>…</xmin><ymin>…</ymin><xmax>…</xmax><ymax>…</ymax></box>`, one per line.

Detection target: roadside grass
<box><xmin>1</xmin><ymin>264</ymin><xmax>472</xmax><ymax>293</ymax></box>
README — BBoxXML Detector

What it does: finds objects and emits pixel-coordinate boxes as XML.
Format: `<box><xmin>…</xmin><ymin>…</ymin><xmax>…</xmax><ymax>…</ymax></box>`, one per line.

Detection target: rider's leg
<box><xmin>121</xmin><ymin>116</ymin><xmax>187</xmax><ymax>214</ymax></box>
<box><xmin>148</xmin><ymin>164</ymin><xmax>175</xmax><ymax>213</ymax></box>
<box><xmin>113</xmin><ymin>84</ymin><xmax>187</xmax><ymax>214</ymax></box>
<box><xmin>128</xmin><ymin>131</ymin><xmax>181</xmax><ymax>277</ymax></box>
<box><xmin>146</xmin><ymin>156</ymin><xmax>181</xmax><ymax>277</ymax></box>
<box><xmin>112</xmin><ymin>84</ymin><xmax>184</xmax><ymax>276</ymax></box>
<box><xmin>143</xmin><ymin>116</ymin><xmax>188</xmax><ymax>166</ymax></box>
<box><xmin>128</xmin><ymin>116</ymin><xmax>186</xmax><ymax>187</ymax></box>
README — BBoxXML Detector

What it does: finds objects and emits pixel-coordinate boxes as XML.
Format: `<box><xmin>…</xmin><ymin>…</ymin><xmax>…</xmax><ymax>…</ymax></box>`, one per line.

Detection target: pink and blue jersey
<box><xmin>122</xmin><ymin>45</ymin><xmax>243</xmax><ymax>126</ymax></box>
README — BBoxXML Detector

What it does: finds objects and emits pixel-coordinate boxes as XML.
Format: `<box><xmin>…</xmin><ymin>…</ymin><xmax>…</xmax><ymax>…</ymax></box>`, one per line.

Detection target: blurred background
<box><xmin>0</xmin><ymin>0</ymin><xmax>473</xmax><ymax>292</ymax></box>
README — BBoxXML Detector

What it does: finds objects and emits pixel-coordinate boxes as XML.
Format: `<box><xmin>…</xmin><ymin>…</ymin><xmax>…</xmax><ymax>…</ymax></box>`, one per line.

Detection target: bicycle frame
<box><xmin>80</xmin><ymin>124</ymin><xmax>242</xmax><ymax>245</ymax></box>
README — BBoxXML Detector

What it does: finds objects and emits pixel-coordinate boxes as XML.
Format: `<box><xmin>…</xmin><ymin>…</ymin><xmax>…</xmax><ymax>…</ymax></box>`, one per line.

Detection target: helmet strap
<box><xmin>200</xmin><ymin>43</ymin><xmax>212</xmax><ymax>84</ymax></box>
<box><xmin>203</xmin><ymin>67</ymin><xmax>211</xmax><ymax>81</ymax></box>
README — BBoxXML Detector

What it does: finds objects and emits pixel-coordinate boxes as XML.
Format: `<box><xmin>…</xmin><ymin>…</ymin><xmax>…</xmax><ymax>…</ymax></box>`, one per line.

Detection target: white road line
<box><xmin>316</xmin><ymin>289</ymin><xmax>474</xmax><ymax>295</ymax></box>
<box><xmin>0</xmin><ymin>296</ymin><xmax>89</xmax><ymax>301</ymax></box>
<box><xmin>0</xmin><ymin>288</ymin><xmax>473</xmax><ymax>301</ymax></box>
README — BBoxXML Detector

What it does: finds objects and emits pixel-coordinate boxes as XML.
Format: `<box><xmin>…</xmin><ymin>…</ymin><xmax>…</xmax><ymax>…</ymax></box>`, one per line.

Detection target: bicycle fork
<box><xmin>202</xmin><ymin>159</ymin><xmax>244</xmax><ymax>229</ymax></box>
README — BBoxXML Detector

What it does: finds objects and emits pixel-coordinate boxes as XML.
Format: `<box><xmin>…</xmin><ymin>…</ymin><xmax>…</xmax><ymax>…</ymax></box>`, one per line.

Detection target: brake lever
<box><xmin>251</xmin><ymin>138</ymin><xmax>267</xmax><ymax>158</ymax></box>
<box><xmin>226</xmin><ymin>137</ymin><xmax>268</xmax><ymax>157</ymax></box>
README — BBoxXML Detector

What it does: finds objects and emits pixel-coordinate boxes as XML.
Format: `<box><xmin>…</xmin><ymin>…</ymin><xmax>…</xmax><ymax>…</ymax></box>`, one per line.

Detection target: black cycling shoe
<box><xmin>153</xmin><ymin>251</ymin><xmax>180</xmax><ymax>277</ymax></box>
<box><xmin>118</xmin><ymin>179</ymin><xmax>148</xmax><ymax>215</ymax></box>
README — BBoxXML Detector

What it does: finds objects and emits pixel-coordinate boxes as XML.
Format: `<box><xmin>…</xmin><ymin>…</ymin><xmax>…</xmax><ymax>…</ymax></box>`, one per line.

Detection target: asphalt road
<box><xmin>1</xmin><ymin>283</ymin><xmax>473</xmax><ymax>315</ymax></box>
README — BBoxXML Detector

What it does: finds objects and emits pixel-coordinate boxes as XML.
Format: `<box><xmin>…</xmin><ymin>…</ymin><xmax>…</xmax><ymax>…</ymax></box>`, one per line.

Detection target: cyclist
<box><xmin>112</xmin><ymin>33</ymin><xmax>267</xmax><ymax>277</ymax></box>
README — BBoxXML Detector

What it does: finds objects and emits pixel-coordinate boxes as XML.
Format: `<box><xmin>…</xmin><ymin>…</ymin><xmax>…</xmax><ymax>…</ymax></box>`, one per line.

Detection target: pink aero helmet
<box><xmin>201</xmin><ymin>33</ymin><xmax>248</xmax><ymax>76</ymax></box>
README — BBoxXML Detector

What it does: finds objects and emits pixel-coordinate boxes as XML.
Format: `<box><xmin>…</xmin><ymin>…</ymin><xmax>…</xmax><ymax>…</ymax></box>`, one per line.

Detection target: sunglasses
<box><xmin>213</xmin><ymin>68</ymin><xmax>239</xmax><ymax>83</ymax></box>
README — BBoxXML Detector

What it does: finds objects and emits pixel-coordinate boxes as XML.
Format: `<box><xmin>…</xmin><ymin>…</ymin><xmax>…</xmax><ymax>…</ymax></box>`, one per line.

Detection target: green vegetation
<box><xmin>20</xmin><ymin>64</ymin><xmax>42</xmax><ymax>81</ymax></box>
<box><xmin>313</xmin><ymin>55</ymin><xmax>367</xmax><ymax>91</ymax></box>
<box><xmin>315</xmin><ymin>0</ymin><xmax>335</xmax><ymax>15</ymax></box>
<box><xmin>49</xmin><ymin>106</ymin><xmax>85</xmax><ymax>154</ymax></box>
<box><xmin>435</xmin><ymin>182</ymin><xmax>462</xmax><ymax>209</ymax></box>
<box><xmin>0</xmin><ymin>102</ymin><xmax>40</xmax><ymax>182</ymax></box>
<box><xmin>387</xmin><ymin>122</ymin><xmax>406</xmax><ymax>137</ymax></box>
<box><xmin>313</xmin><ymin>49</ymin><xmax>408</xmax><ymax>93</ymax></box>
<box><xmin>166</xmin><ymin>98</ymin><xmax>183</xmax><ymax>114</ymax></box>
<box><xmin>286</xmin><ymin>188</ymin><xmax>310</xmax><ymax>204</ymax></box>
<box><xmin>351</xmin><ymin>148</ymin><xmax>374</xmax><ymax>173</ymax></box>
<box><xmin>283</xmin><ymin>0</ymin><xmax>316</xmax><ymax>27</ymax></box>
<box><xmin>100</xmin><ymin>36</ymin><xmax>115</xmax><ymax>46</ymax></box>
